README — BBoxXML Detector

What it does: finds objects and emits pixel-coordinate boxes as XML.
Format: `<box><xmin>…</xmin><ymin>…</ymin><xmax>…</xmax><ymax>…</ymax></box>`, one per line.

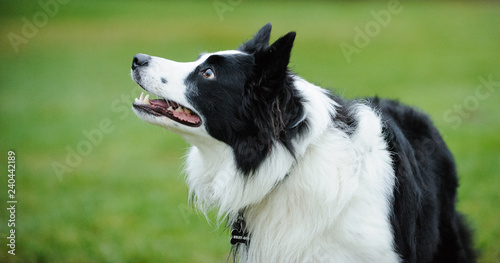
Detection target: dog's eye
<box><xmin>202</xmin><ymin>68</ymin><xmax>215</xmax><ymax>79</ymax></box>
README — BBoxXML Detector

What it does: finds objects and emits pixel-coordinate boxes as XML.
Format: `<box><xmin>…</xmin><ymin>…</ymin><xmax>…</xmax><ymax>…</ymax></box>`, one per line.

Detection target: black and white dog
<box><xmin>131</xmin><ymin>24</ymin><xmax>475</xmax><ymax>262</ymax></box>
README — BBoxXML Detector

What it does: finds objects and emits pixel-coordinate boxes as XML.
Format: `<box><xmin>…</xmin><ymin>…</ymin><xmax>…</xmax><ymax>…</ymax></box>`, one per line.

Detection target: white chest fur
<box><xmin>241</xmin><ymin>113</ymin><xmax>399</xmax><ymax>262</ymax></box>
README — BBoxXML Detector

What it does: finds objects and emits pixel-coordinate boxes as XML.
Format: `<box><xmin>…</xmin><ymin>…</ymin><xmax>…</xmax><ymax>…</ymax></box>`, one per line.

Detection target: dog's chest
<box><xmin>238</xmin><ymin>140</ymin><xmax>399</xmax><ymax>262</ymax></box>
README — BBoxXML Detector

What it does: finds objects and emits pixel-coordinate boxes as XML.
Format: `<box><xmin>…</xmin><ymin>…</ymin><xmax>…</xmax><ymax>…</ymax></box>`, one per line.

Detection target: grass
<box><xmin>0</xmin><ymin>0</ymin><xmax>499</xmax><ymax>262</ymax></box>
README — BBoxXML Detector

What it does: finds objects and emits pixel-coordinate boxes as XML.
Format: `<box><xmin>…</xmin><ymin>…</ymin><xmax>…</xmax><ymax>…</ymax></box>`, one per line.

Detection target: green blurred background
<box><xmin>1</xmin><ymin>0</ymin><xmax>499</xmax><ymax>262</ymax></box>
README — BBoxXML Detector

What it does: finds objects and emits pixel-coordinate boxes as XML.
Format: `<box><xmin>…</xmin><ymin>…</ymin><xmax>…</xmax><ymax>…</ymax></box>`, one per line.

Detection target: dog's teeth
<box><xmin>167</xmin><ymin>106</ymin><xmax>174</xmax><ymax>111</ymax></box>
<box><xmin>144</xmin><ymin>94</ymin><xmax>150</xmax><ymax>104</ymax></box>
<box><xmin>175</xmin><ymin>107</ymin><xmax>184</xmax><ymax>113</ymax></box>
<box><xmin>185</xmin><ymin>108</ymin><xmax>191</xmax><ymax>114</ymax></box>
<box><xmin>140</xmin><ymin>92</ymin><xmax>145</xmax><ymax>101</ymax></box>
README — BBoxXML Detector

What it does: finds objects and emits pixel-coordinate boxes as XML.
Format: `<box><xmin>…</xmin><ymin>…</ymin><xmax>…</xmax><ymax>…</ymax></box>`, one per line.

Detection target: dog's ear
<box><xmin>236</xmin><ymin>32</ymin><xmax>297</xmax><ymax>174</ymax></box>
<box><xmin>254</xmin><ymin>31</ymin><xmax>296</xmax><ymax>87</ymax></box>
<box><xmin>238</xmin><ymin>23</ymin><xmax>273</xmax><ymax>53</ymax></box>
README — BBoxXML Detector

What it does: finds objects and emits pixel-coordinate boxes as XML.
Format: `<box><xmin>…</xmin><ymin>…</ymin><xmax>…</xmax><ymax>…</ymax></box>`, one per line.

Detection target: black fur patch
<box><xmin>370</xmin><ymin>98</ymin><xmax>476</xmax><ymax>263</ymax></box>
<box><xmin>331</xmin><ymin>94</ymin><xmax>358</xmax><ymax>135</ymax></box>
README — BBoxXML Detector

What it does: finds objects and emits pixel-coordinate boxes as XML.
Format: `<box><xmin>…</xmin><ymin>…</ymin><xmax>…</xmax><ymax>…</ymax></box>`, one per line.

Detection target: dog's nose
<box><xmin>132</xmin><ymin>53</ymin><xmax>151</xmax><ymax>70</ymax></box>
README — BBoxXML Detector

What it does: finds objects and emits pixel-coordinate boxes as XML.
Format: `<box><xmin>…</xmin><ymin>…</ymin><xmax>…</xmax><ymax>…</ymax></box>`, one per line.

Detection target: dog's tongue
<box><xmin>150</xmin><ymin>99</ymin><xmax>170</xmax><ymax>108</ymax></box>
<box><xmin>172</xmin><ymin>110</ymin><xmax>201</xmax><ymax>123</ymax></box>
<box><xmin>150</xmin><ymin>99</ymin><xmax>201</xmax><ymax>124</ymax></box>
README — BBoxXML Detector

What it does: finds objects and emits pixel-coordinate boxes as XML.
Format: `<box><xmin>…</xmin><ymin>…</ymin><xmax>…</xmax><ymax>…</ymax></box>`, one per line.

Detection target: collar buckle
<box><xmin>230</xmin><ymin>215</ymin><xmax>250</xmax><ymax>245</ymax></box>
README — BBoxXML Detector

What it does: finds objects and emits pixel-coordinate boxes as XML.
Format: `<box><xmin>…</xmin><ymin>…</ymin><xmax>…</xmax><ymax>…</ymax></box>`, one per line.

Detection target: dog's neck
<box><xmin>184</xmin><ymin>77</ymin><xmax>338</xmax><ymax>221</ymax></box>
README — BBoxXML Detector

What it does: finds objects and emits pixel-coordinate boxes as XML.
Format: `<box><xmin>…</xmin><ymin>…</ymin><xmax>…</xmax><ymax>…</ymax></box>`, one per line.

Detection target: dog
<box><xmin>130</xmin><ymin>23</ymin><xmax>476</xmax><ymax>262</ymax></box>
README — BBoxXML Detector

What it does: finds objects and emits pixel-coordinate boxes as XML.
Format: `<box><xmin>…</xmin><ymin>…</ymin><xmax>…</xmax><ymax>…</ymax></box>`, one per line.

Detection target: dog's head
<box><xmin>131</xmin><ymin>24</ymin><xmax>305</xmax><ymax>174</ymax></box>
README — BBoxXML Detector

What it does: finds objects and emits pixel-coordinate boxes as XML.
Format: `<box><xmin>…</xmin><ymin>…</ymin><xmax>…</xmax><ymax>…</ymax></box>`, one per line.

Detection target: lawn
<box><xmin>0</xmin><ymin>0</ymin><xmax>499</xmax><ymax>262</ymax></box>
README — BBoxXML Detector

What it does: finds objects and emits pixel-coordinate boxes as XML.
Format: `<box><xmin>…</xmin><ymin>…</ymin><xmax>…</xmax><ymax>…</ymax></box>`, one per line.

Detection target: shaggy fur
<box><xmin>130</xmin><ymin>23</ymin><xmax>476</xmax><ymax>262</ymax></box>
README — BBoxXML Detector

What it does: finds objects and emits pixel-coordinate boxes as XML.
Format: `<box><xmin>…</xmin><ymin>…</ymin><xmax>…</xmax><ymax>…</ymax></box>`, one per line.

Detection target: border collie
<box><xmin>130</xmin><ymin>23</ymin><xmax>475</xmax><ymax>262</ymax></box>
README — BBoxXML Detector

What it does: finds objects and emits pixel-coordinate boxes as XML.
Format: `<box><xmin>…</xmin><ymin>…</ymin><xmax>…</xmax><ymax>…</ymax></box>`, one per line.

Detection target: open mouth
<box><xmin>133</xmin><ymin>92</ymin><xmax>202</xmax><ymax>127</ymax></box>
